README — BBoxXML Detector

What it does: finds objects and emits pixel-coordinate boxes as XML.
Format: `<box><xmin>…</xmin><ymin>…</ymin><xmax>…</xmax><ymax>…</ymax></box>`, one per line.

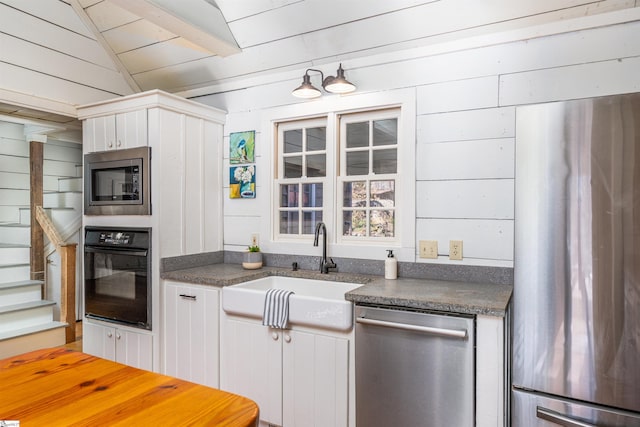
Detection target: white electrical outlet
<box><xmin>419</xmin><ymin>240</ymin><xmax>438</xmax><ymax>259</ymax></box>
<box><xmin>449</xmin><ymin>240</ymin><xmax>463</xmax><ymax>260</ymax></box>
<box><xmin>251</xmin><ymin>233</ymin><xmax>259</xmax><ymax>247</ymax></box>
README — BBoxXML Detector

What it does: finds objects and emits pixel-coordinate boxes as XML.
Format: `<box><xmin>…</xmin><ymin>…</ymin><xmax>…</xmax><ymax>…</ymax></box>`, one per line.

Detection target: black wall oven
<box><xmin>84</xmin><ymin>227</ymin><xmax>151</xmax><ymax>330</ymax></box>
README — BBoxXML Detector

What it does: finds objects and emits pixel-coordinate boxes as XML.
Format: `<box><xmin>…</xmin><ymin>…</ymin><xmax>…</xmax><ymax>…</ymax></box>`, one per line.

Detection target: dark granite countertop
<box><xmin>161</xmin><ymin>263</ymin><xmax>512</xmax><ymax>317</ymax></box>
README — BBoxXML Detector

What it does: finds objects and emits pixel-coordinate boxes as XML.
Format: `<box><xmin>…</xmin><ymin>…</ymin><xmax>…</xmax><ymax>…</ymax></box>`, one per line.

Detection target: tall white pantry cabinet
<box><xmin>77</xmin><ymin>90</ymin><xmax>226</xmax><ymax>372</ymax></box>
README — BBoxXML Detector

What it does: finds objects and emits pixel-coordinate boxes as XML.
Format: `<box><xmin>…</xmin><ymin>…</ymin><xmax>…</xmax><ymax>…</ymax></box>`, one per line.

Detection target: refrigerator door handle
<box><xmin>536</xmin><ymin>406</ymin><xmax>597</xmax><ymax>427</ymax></box>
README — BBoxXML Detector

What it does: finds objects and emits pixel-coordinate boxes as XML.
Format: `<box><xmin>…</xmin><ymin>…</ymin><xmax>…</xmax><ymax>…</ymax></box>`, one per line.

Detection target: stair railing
<box><xmin>35</xmin><ymin>206</ymin><xmax>76</xmax><ymax>343</ymax></box>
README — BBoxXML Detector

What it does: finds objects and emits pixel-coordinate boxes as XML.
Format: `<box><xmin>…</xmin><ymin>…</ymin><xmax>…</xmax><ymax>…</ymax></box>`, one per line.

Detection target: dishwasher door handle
<box><xmin>356</xmin><ymin>316</ymin><xmax>468</xmax><ymax>339</ymax></box>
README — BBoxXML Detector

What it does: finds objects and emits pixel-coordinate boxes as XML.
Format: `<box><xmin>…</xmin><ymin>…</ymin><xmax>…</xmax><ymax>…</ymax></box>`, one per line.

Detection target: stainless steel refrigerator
<box><xmin>512</xmin><ymin>93</ymin><xmax>640</xmax><ymax>426</ymax></box>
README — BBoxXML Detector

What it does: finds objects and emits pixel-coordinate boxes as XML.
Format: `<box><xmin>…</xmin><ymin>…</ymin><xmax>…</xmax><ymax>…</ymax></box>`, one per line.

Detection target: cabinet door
<box><xmin>83</xmin><ymin>111</ymin><xmax>147</xmax><ymax>153</ymax></box>
<box><xmin>164</xmin><ymin>282</ymin><xmax>219</xmax><ymax>387</ymax></box>
<box><xmin>220</xmin><ymin>317</ymin><xmax>282</xmax><ymax>426</ymax></box>
<box><xmin>115</xmin><ymin>329</ymin><xmax>153</xmax><ymax>371</ymax></box>
<box><xmin>85</xmin><ymin>115</ymin><xmax>116</xmax><ymax>152</ymax></box>
<box><xmin>82</xmin><ymin>321</ymin><xmax>116</xmax><ymax>361</ymax></box>
<box><xmin>116</xmin><ymin>110</ymin><xmax>147</xmax><ymax>149</ymax></box>
<box><xmin>282</xmin><ymin>330</ymin><xmax>349</xmax><ymax>427</ymax></box>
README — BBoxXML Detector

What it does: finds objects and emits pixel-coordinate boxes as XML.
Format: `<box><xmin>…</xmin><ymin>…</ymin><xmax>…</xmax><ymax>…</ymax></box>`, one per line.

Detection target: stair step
<box><xmin>43</xmin><ymin>191</ymin><xmax>82</xmax><ymax>209</ymax></box>
<box><xmin>0</xmin><ymin>300</ymin><xmax>55</xmax><ymax>332</ymax></box>
<box><xmin>0</xmin><ymin>280</ymin><xmax>43</xmax><ymax>307</ymax></box>
<box><xmin>0</xmin><ymin>263</ymin><xmax>30</xmax><ymax>283</ymax></box>
<box><xmin>19</xmin><ymin>206</ymin><xmax>77</xmax><ymax>226</ymax></box>
<box><xmin>0</xmin><ymin>320</ymin><xmax>67</xmax><ymax>341</ymax></box>
<box><xmin>0</xmin><ymin>175</ymin><xmax>72</xmax><ymax>192</ymax></box>
<box><xmin>0</xmin><ymin>321</ymin><xmax>67</xmax><ymax>359</ymax></box>
<box><xmin>0</xmin><ymin>223</ymin><xmax>30</xmax><ymax>245</ymax></box>
<box><xmin>0</xmin><ymin>243</ymin><xmax>30</xmax><ymax>264</ymax></box>
<box><xmin>58</xmin><ymin>176</ymin><xmax>82</xmax><ymax>192</ymax></box>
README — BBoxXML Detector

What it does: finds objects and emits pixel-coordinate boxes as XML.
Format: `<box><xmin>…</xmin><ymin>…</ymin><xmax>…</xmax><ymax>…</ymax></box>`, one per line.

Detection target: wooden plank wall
<box><xmin>0</xmin><ymin>122</ymin><xmax>82</xmax><ymax>223</ymax></box>
<box><xmin>200</xmin><ymin>17</ymin><xmax>640</xmax><ymax>268</ymax></box>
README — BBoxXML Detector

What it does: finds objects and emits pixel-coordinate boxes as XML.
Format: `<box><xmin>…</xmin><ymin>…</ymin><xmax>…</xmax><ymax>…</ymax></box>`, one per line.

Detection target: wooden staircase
<box><xmin>0</xmin><ymin>132</ymin><xmax>82</xmax><ymax>359</ymax></box>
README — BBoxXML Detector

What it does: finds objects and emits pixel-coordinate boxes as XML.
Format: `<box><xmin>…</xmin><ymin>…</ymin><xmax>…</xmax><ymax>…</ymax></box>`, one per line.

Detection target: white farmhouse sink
<box><xmin>222</xmin><ymin>276</ymin><xmax>362</xmax><ymax>331</ymax></box>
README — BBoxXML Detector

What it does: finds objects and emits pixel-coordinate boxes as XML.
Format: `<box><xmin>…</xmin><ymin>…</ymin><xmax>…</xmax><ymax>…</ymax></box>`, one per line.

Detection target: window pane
<box><xmin>372</xmin><ymin>149</ymin><xmax>397</xmax><ymax>174</ymax></box>
<box><xmin>370</xmin><ymin>180</ymin><xmax>395</xmax><ymax>207</ymax></box>
<box><xmin>284</xmin><ymin>130</ymin><xmax>302</xmax><ymax>153</ymax></box>
<box><xmin>343</xmin><ymin>210</ymin><xmax>367</xmax><ymax>236</ymax></box>
<box><xmin>280</xmin><ymin>184</ymin><xmax>298</xmax><ymax>207</ymax></box>
<box><xmin>284</xmin><ymin>156</ymin><xmax>302</xmax><ymax>178</ymax></box>
<box><xmin>370</xmin><ymin>210</ymin><xmax>395</xmax><ymax>237</ymax></box>
<box><xmin>346</xmin><ymin>151</ymin><xmax>369</xmax><ymax>176</ymax></box>
<box><xmin>307</xmin><ymin>127</ymin><xmax>326</xmax><ymax>151</ymax></box>
<box><xmin>373</xmin><ymin>119</ymin><xmax>397</xmax><ymax>146</ymax></box>
<box><xmin>303</xmin><ymin>211</ymin><xmax>323</xmax><ymax>234</ymax></box>
<box><xmin>346</xmin><ymin>122</ymin><xmax>368</xmax><ymax>148</ymax></box>
<box><xmin>302</xmin><ymin>183</ymin><xmax>323</xmax><ymax>207</ymax></box>
<box><xmin>306</xmin><ymin>154</ymin><xmax>326</xmax><ymax>177</ymax></box>
<box><xmin>343</xmin><ymin>181</ymin><xmax>366</xmax><ymax>207</ymax></box>
<box><xmin>280</xmin><ymin>211</ymin><xmax>299</xmax><ymax>234</ymax></box>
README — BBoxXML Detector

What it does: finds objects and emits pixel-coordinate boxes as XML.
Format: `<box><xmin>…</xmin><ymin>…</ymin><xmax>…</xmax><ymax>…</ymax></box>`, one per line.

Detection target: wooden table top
<box><xmin>0</xmin><ymin>348</ymin><xmax>258</xmax><ymax>426</ymax></box>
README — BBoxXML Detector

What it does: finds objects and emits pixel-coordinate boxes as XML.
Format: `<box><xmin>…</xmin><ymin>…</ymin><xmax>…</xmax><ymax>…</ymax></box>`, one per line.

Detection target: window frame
<box><xmin>274</xmin><ymin>117</ymin><xmax>331</xmax><ymax>241</ymax></box>
<box><xmin>264</xmin><ymin>88</ymin><xmax>416</xmax><ymax>261</ymax></box>
<box><xmin>338</xmin><ymin>108</ymin><xmax>401</xmax><ymax>244</ymax></box>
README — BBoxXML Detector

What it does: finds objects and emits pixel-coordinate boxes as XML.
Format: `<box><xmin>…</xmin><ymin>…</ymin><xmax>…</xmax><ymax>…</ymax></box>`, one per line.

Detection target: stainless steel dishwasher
<box><xmin>355</xmin><ymin>305</ymin><xmax>475</xmax><ymax>426</ymax></box>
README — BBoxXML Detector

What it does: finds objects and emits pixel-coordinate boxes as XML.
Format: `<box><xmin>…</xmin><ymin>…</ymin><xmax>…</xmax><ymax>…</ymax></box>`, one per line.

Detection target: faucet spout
<box><xmin>313</xmin><ymin>222</ymin><xmax>336</xmax><ymax>274</ymax></box>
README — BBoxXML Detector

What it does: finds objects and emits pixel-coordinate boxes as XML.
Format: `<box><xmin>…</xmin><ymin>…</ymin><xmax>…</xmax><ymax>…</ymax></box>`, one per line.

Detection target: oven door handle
<box><xmin>84</xmin><ymin>247</ymin><xmax>148</xmax><ymax>257</ymax></box>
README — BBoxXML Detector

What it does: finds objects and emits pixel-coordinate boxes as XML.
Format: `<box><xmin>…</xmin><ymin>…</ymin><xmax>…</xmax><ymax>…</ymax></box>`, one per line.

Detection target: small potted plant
<box><xmin>242</xmin><ymin>244</ymin><xmax>263</xmax><ymax>270</ymax></box>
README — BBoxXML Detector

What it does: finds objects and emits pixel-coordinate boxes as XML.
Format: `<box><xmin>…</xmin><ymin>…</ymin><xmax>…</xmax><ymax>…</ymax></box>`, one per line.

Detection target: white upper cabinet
<box><xmin>83</xmin><ymin>110</ymin><xmax>147</xmax><ymax>153</ymax></box>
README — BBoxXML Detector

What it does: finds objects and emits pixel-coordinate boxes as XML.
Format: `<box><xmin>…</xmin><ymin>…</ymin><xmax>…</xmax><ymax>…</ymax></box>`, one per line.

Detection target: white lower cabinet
<box><xmin>163</xmin><ymin>281</ymin><xmax>220</xmax><ymax>387</ymax></box>
<box><xmin>221</xmin><ymin>315</ymin><xmax>351</xmax><ymax>427</ymax></box>
<box><xmin>83</xmin><ymin>321</ymin><xmax>153</xmax><ymax>371</ymax></box>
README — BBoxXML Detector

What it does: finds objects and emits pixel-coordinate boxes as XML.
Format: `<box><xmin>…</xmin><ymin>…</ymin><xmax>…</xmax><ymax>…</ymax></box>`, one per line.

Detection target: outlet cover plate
<box><xmin>449</xmin><ymin>240</ymin><xmax>463</xmax><ymax>260</ymax></box>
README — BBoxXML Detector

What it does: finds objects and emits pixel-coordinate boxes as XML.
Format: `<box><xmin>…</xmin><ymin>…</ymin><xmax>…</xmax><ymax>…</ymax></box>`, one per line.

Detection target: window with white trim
<box><xmin>275</xmin><ymin>108</ymin><xmax>400</xmax><ymax>244</ymax></box>
<box><xmin>339</xmin><ymin>109</ymin><xmax>399</xmax><ymax>241</ymax></box>
<box><xmin>276</xmin><ymin>118</ymin><xmax>328</xmax><ymax>237</ymax></box>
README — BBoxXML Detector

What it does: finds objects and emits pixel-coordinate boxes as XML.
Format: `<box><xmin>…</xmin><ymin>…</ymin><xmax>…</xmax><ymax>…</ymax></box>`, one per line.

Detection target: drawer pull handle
<box><xmin>536</xmin><ymin>407</ymin><xmax>596</xmax><ymax>427</ymax></box>
<box><xmin>179</xmin><ymin>294</ymin><xmax>197</xmax><ymax>301</ymax></box>
<box><xmin>356</xmin><ymin>317</ymin><xmax>467</xmax><ymax>339</ymax></box>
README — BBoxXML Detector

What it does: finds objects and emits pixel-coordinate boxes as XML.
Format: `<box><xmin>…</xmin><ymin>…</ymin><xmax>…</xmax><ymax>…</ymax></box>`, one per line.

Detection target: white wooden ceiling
<box><xmin>0</xmin><ymin>0</ymin><xmax>637</xmax><ymax>128</ymax></box>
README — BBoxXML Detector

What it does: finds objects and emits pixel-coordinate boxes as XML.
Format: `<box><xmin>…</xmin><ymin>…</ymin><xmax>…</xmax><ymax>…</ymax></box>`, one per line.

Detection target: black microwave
<box><xmin>84</xmin><ymin>146</ymin><xmax>151</xmax><ymax>215</ymax></box>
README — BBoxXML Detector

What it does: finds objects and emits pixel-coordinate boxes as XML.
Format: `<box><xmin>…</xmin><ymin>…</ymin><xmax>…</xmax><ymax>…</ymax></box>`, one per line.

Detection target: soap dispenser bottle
<box><xmin>385</xmin><ymin>249</ymin><xmax>397</xmax><ymax>279</ymax></box>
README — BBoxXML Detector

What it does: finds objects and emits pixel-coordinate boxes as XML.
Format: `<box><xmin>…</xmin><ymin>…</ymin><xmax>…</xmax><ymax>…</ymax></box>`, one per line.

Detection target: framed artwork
<box><xmin>230</xmin><ymin>165</ymin><xmax>256</xmax><ymax>199</ymax></box>
<box><xmin>230</xmin><ymin>131</ymin><xmax>255</xmax><ymax>164</ymax></box>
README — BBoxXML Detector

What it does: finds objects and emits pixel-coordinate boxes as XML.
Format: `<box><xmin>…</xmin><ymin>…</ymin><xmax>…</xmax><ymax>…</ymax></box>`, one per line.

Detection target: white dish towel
<box><xmin>262</xmin><ymin>288</ymin><xmax>295</xmax><ymax>329</ymax></box>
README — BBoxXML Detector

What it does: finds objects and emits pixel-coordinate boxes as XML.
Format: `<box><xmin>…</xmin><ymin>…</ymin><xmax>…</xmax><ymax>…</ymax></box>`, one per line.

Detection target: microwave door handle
<box><xmin>84</xmin><ymin>247</ymin><xmax>148</xmax><ymax>257</ymax></box>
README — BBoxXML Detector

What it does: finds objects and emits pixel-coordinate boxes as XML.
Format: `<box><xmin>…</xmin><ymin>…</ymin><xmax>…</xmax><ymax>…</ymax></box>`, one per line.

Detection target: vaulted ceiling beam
<box><xmin>107</xmin><ymin>0</ymin><xmax>241</xmax><ymax>57</ymax></box>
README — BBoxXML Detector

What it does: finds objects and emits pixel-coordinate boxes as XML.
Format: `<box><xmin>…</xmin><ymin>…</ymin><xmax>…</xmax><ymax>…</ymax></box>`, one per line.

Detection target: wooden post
<box><xmin>35</xmin><ymin>206</ymin><xmax>76</xmax><ymax>343</ymax></box>
<box><xmin>30</xmin><ymin>141</ymin><xmax>44</xmax><ymax>284</ymax></box>
<box><xmin>60</xmin><ymin>244</ymin><xmax>77</xmax><ymax>343</ymax></box>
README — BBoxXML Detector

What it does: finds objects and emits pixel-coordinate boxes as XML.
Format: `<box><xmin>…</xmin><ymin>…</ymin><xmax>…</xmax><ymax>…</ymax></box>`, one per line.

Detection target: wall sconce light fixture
<box><xmin>292</xmin><ymin>64</ymin><xmax>356</xmax><ymax>99</ymax></box>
